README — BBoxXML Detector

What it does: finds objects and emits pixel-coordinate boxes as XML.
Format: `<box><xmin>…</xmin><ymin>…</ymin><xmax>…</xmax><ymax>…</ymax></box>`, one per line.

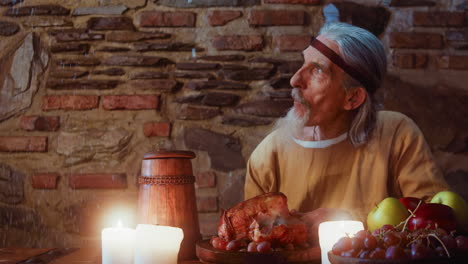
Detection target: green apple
<box><xmin>431</xmin><ymin>191</ymin><xmax>468</xmax><ymax>231</ymax></box>
<box><xmin>367</xmin><ymin>197</ymin><xmax>410</xmax><ymax>231</ymax></box>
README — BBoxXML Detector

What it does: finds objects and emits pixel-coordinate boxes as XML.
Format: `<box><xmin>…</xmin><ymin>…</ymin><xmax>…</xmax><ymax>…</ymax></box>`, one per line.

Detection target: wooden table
<box><xmin>0</xmin><ymin>248</ymin><xmax>202</xmax><ymax>264</ymax></box>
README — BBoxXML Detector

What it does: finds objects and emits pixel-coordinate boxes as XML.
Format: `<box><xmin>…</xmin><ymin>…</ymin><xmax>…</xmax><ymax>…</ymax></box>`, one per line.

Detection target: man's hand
<box><xmin>294</xmin><ymin>208</ymin><xmax>353</xmax><ymax>246</ymax></box>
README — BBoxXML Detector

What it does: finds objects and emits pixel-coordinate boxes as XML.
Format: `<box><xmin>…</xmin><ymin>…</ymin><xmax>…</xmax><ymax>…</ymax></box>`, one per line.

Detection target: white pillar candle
<box><xmin>318</xmin><ymin>220</ymin><xmax>364</xmax><ymax>264</ymax></box>
<box><xmin>102</xmin><ymin>220</ymin><xmax>136</xmax><ymax>264</ymax></box>
<box><xmin>134</xmin><ymin>224</ymin><xmax>184</xmax><ymax>264</ymax></box>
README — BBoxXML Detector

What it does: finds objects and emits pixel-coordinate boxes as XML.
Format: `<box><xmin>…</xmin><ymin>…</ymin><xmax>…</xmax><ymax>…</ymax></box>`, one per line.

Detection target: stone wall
<box><xmin>0</xmin><ymin>0</ymin><xmax>467</xmax><ymax>247</ymax></box>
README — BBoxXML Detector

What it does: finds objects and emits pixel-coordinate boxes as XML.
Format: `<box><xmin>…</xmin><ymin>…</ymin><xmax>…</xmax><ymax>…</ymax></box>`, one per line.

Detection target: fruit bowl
<box><xmin>328</xmin><ymin>251</ymin><xmax>466</xmax><ymax>264</ymax></box>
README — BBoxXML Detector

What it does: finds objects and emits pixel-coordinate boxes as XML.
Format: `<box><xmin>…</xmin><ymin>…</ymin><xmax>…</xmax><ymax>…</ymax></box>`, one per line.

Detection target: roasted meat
<box><xmin>217</xmin><ymin>192</ymin><xmax>308</xmax><ymax>246</ymax></box>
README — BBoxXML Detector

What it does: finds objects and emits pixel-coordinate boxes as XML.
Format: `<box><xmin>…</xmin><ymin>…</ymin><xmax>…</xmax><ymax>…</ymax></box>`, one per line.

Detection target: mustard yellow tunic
<box><xmin>244</xmin><ymin>111</ymin><xmax>448</xmax><ymax>222</ymax></box>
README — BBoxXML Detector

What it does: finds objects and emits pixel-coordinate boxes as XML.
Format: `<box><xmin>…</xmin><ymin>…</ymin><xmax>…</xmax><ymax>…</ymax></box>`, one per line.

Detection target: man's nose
<box><xmin>290</xmin><ymin>67</ymin><xmax>304</xmax><ymax>90</ymax></box>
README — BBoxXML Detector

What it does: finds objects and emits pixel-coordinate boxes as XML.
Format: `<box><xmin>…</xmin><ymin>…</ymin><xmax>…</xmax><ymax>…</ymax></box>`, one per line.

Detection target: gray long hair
<box><xmin>319</xmin><ymin>22</ymin><xmax>387</xmax><ymax>147</ymax></box>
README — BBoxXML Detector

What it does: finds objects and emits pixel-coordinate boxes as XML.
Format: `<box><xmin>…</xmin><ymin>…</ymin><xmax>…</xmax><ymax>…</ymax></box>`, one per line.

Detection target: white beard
<box><xmin>273</xmin><ymin>88</ymin><xmax>311</xmax><ymax>139</ymax></box>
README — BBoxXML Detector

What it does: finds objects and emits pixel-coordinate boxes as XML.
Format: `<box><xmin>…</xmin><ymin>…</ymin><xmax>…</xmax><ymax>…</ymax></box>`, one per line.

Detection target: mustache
<box><xmin>291</xmin><ymin>88</ymin><xmax>308</xmax><ymax>107</ymax></box>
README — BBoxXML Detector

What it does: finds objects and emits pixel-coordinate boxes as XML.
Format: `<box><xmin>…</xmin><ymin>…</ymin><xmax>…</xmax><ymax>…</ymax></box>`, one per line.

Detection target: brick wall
<box><xmin>0</xmin><ymin>0</ymin><xmax>467</xmax><ymax>247</ymax></box>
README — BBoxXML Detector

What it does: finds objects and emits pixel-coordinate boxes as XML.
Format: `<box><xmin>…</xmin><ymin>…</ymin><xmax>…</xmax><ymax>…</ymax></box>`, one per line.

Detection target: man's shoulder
<box><xmin>375</xmin><ymin>110</ymin><xmax>422</xmax><ymax>137</ymax></box>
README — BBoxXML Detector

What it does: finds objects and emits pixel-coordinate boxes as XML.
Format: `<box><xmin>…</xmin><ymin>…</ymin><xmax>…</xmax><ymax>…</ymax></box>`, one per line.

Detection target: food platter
<box><xmin>196</xmin><ymin>240</ymin><xmax>321</xmax><ymax>264</ymax></box>
<box><xmin>327</xmin><ymin>251</ymin><xmax>467</xmax><ymax>264</ymax></box>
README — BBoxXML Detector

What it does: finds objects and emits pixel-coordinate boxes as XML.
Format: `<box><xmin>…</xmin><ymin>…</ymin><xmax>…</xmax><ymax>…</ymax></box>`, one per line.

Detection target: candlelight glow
<box><xmin>319</xmin><ymin>220</ymin><xmax>364</xmax><ymax>264</ymax></box>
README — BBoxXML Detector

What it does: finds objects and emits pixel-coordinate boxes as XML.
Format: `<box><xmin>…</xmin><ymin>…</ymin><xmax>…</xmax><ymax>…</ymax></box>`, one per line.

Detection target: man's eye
<box><xmin>311</xmin><ymin>67</ymin><xmax>323</xmax><ymax>75</ymax></box>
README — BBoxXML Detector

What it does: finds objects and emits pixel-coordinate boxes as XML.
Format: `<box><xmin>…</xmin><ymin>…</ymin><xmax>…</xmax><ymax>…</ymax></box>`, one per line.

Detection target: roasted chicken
<box><xmin>217</xmin><ymin>192</ymin><xmax>308</xmax><ymax>247</ymax></box>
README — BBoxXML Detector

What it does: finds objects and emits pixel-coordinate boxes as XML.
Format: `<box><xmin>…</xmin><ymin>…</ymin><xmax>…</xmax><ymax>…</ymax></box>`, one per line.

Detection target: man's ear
<box><xmin>343</xmin><ymin>87</ymin><xmax>366</xmax><ymax>110</ymax></box>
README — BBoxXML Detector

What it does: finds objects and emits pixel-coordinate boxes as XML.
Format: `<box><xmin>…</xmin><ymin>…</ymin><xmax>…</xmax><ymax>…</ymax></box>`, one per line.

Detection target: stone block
<box><xmin>0</xmin><ymin>32</ymin><xmax>48</xmax><ymax>122</ymax></box>
<box><xmin>0</xmin><ymin>21</ymin><xmax>20</xmax><ymax>36</ymax></box>
<box><xmin>20</xmin><ymin>116</ymin><xmax>60</xmax><ymax>131</ymax></box>
<box><xmin>53</xmin><ymin>30</ymin><xmax>104</xmax><ymax>42</ymax></box>
<box><xmin>174</xmin><ymin>71</ymin><xmax>216</xmax><ymax>80</ymax></box>
<box><xmin>264</xmin><ymin>0</ymin><xmax>320</xmax><ymax>3</ymax></box>
<box><xmin>103</xmin><ymin>55</ymin><xmax>172</xmax><ymax>67</ymax></box>
<box><xmin>201</xmin><ymin>92</ymin><xmax>240</xmax><ymax>106</ymax></box>
<box><xmin>389</xmin><ymin>32</ymin><xmax>443</xmax><ymax>49</ymax></box>
<box><xmin>48</xmin><ymin>70</ymin><xmax>89</xmax><ymax>79</ymax></box>
<box><xmin>413</xmin><ymin>11</ymin><xmax>465</xmax><ymax>27</ymax></box>
<box><xmin>22</xmin><ymin>17</ymin><xmax>72</xmax><ymax>27</ymax></box>
<box><xmin>143</xmin><ymin>122</ymin><xmax>171</xmax><ymax>137</ymax></box>
<box><xmin>220</xmin><ymin>67</ymin><xmax>274</xmax><ymax>80</ymax></box>
<box><xmin>392</xmin><ymin>52</ymin><xmax>427</xmax><ymax>69</ymax></box>
<box><xmin>63</xmin><ymin>196</ymin><xmax>137</xmax><ymax>236</ymax></box>
<box><xmin>68</xmin><ymin>173</ymin><xmax>127</xmax><ymax>189</ymax></box>
<box><xmin>389</xmin><ymin>0</ymin><xmax>436</xmax><ymax>7</ymax></box>
<box><xmin>73</xmin><ymin>5</ymin><xmax>127</xmax><ymax>16</ymax></box>
<box><xmin>212</xmin><ymin>35</ymin><xmax>263</xmax><ymax>51</ymax></box>
<box><xmin>87</xmin><ymin>17</ymin><xmax>135</xmax><ymax>31</ymax></box>
<box><xmin>221</xmin><ymin>115</ymin><xmax>272</xmax><ymax>127</ymax></box>
<box><xmin>50</xmin><ymin>43</ymin><xmax>90</xmax><ymax>54</ymax></box>
<box><xmin>0</xmin><ymin>163</ymin><xmax>24</xmax><ymax>204</ymax></box>
<box><xmin>438</xmin><ymin>56</ymin><xmax>468</xmax><ymax>70</ymax></box>
<box><xmin>195</xmin><ymin>171</ymin><xmax>216</xmax><ymax>188</ymax></box>
<box><xmin>0</xmin><ymin>0</ymin><xmax>23</xmax><ymax>6</ymax></box>
<box><xmin>197</xmin><ymin>196</ymin><xmax>218</xmax><ymax>212</ymax></box>
<box><xmin>130</xmin><ymin>71</ymin><xmax>169</xmax><ymax>80</ymax></box>
<box><xmin>0</xmin><ymin>206</ymin><xmax>42</xmax><ymax>231</ymax></box>
<box><xmin>176</xmin><ymin>104</ymin><xmax>220</xmax><ymax>120</ymax></box>
<box><xmin>234</xmin><ymin>99</ymin><xmax>292</xmax><ymax>117</ymax></box>
<box><xmin>198</xmin><ymin>55</ymin><xmax>245</xmax><ymax>61</ymax></box>
<box><xmin>273</xmin><ymin>35</ymin><xmax>310</xmax><ymax>52</ymax></box>
<box><xmin>184</xmin><ymin>127</ymin><xmax>245</xmax><ymax>171</ymax></box>
<box><xmin>185</xmin><ymin>80</ymin><xmax>249</xmax><ymax>90</ymax></box>
<box><xmin>176</xmin><ymin>63</ymin><xmax>220</xmax><ymax>71</ymax></box>
<box><xmin>42</xmin><ymin>95</ymin><xmax>99</xmax><ymax>111</ymax></box>
<box><xmin>96</xmin><ymin>46</ymin><xmax>131</xmax><ymax>52</ymax></box>
<box><xmin>248</xmin><ymin>10</ymin><xmax>305</xmax><ymax>26</ymax></box>
<box><xmin>270</xmin><ymin>75</ymin><xmax>293</xmax><ymax>89</ymax></box>
<box><xmin>102</xmin><ymin>95</ymin><xmax>160</xmax><ymax>110</ymax></box>
<box><xmin>221</xmin><ymin>64</ymin><xmax>248</xmax><ymax>71</ymax></box>
<box><xmin>198</xmin><ymin>213</ymin><xmax>219</xmax><ymax>237</ymax></box>
<box><xmin>0</xmin><ymin>136</ymin><xmax>47</xmax><ymax>152</ymax></box>
<box><xmin>277</xmin><ymin>60</ymin><xmax>302</xmax><ymax>74</ymax></box>
<box><xmin>139</xmin><ymin>11</ymin><xmax>196</xmax><ymax>27</ymax></box>
<box><xmin>53</xmin><ymin>57</ymin><xmax>100</xmax><ymax>67</ymax></box>
<box><xmin>174</xmin><ymin>94</ymin><xmax>204</xmax><ymax>104</ymax></box>
<box><xmin>268</xmin><ymin>90</ymin><xmax>293</xmax><ymax>99</ymax></box>
<box><xmin>106</xmin><ymin>31</ymin><xmax>170</xmax><ymax>42</ymax></box>
<box><xmin>331</xmin><ymin>2</ymin><xmax>391</xmax><ymax>36</ymax></box>
<box><xmin>5</xmin><ymin>5</ymin><xmax>70</xmax><ymax>16</ymax></box>
<box><xmin>208</xmin><ymin>10</ymin><xmax>242</xmax><ymax>26</ymax></box>
<box><xmin>92</xmin><ymin>68</ymin><xmax>125</xmax><ymax>76</ymax></box>
<box><xmin>134</xmin><ymin>41</ymin><xmax>201</xmax><ymax>52</ymax></box>
<box><xmin>46</xmin><ymin>80</ymin><xmax>120</xmax><ymax>90</ymax></box>
<box><xmin>129</xmin><ymin>79</ymin><xmax>178</xmax><ymax>92</ymax></box>
<box><xmin>56</xmin><ymin>128</ymin><xmax>132</xmax><ymax>166</ymax></box>
<box><xmin>158</xmin><ymin>0</ymin><xmax>260</xmax><ymax>7</ymax></box>
<box><xmin>31</xmin><ymin>173</ymin><xmax>59</xmax><ymax>189</ymax></box>
<box><xmin>446</xmin><ymin>29</ymin><xmax>468</xmax><ymax>41</ymax></box>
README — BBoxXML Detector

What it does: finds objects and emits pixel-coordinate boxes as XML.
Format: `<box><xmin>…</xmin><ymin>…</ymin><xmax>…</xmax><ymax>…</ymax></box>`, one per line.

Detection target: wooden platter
<box><xmin>328</xmin><ymin>251</ymin><xmax>467</xmax><ymax>264</ymax></box>
<box><xmin>196</xmin><ymin>240</ymin><xmax>321</xmax><ymax>264</ymax></box>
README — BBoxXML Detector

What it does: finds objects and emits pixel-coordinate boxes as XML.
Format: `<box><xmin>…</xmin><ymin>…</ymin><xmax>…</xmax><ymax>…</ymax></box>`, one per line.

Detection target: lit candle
<box><xmin>134</xmin><ymin>224</ymin><xmax>184</xmax><ymax>264</ymax></box>
<box><xmin>102</xmin><ymin>220</ymin><xmax>136</xmax><ymax>264</ymax></box>
<box><xmin>318</xmin><ymin>220</ymin><xmax>364</xmax><ymax>264</ymax></box>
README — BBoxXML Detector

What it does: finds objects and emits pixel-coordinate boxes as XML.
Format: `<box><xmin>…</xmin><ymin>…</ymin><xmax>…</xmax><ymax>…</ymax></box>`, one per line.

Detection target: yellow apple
<box><xmin>430</xmin><ymin>191</ymin><xmax>468</xmax><ymax>231</ymax></box>
<box><xmin>367</xmin><ymin>197</ymin><xmax>410</xmax><ymax>231</ymax></box>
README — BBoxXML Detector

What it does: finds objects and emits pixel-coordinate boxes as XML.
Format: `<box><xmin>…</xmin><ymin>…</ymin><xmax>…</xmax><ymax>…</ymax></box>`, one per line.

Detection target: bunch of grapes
<box><xmin>331</xmin><ymin>224</ymin><xmax>468</xmax><ymax>260</ymax></box>
<box><xmin>210</xmin><ymin>236</ymin><xmax>309</xmax><ymax>253</ymax></box>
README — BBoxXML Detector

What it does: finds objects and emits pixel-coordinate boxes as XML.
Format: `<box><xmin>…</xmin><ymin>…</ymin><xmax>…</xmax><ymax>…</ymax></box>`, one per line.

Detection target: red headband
<box><xmin>310</xmin><ymin>37</ymin><xmax>375</xmax><ymax>94</ymax></box>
